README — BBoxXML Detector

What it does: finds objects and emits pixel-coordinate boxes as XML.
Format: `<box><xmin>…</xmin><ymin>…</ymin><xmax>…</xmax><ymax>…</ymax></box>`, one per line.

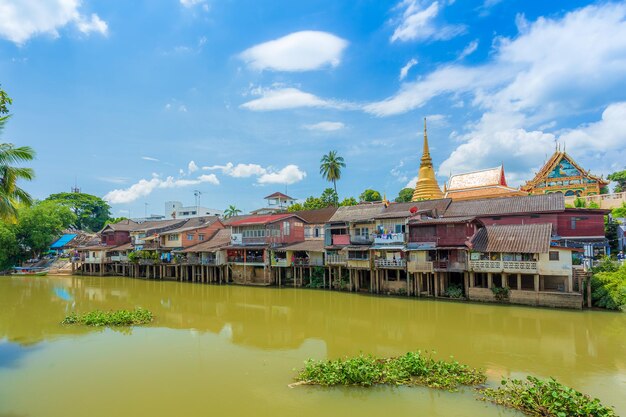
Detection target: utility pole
<box><xmin>194</xmin><ymin>190</ymin><xmax>202</xmax><ymax>216</ymax></box>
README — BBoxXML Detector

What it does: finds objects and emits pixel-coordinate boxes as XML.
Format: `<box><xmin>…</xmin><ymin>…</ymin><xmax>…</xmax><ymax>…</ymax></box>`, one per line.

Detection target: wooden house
<box><xmin>99</xmin><ymin>219</ymin><xmax>137</xmax><ymax>246</ymax></box>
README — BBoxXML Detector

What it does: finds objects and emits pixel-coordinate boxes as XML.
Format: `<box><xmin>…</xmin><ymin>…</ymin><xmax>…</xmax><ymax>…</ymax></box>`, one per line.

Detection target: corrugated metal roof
<box><xmin>444</xmin><ymin>193</ymin><xmax>564</xmax><ymax>217</ymax></box>
<box><xmin>409</xmin><ymin>216</ymin><xmax>476</xmax><ymax>225</ymax></box>
<box><xmin>470</xmin><ymin>223</ymin><xmax>552</xmax><ymax>253</ymax></box>
<box><xmin>228</xmin><ymin>213</ymin><xmax>294</xmax><ymax>226</ymax></box>
<box><xmin>182</xmin><ymin>229</ymin><xmax>232</xmax><ymax>253</ymax></box>
<box><xmin>291</xmin><ymin>207</ymin><xmax>337</xmax><ymax>224</ymax></box>
<box><xmin>283</xmin><ymin>240</ymin><xmax>325</xmax><ymax>252</ymax></box>
<box><xmin>50</xmin><ymin>234</ymin><xmax>77</xmax><ymax>249</ymax></box>
<box><xmin>328</xmin><ymin>203</ymin><xmax>386</xmax><ymax>222</ymax></box>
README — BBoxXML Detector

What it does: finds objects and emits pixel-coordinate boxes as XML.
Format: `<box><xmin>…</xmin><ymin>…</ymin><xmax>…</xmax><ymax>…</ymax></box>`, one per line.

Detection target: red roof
<box><xmin>228</xmin><ymin>213</ymin><xmax>293</xmax><ymax>226</ymax></box>
<box><xmin>264</xmin><ymin>192</ymin><xmax>295</xmax><ymax>200</ymax></box>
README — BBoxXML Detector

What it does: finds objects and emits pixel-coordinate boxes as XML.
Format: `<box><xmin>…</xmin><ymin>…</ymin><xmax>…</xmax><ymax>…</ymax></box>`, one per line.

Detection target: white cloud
<box><xmin>97</xmin><ymin>176</ymin><xmax>129</xmax><ymax>184</ymax></box>
<box><xmin>0</xmin><ymin>0</ymin><xmax>108</xmax><ymax>44</ymax></box>
<box><xmin>239</xmin><ymin>31</ymin><xmax>348</xmax><ymax>72</ymax></box>
<box><xmin>141</xmin><ymin>156</ymin><xmax>159</xmax><ymax>162</ymax></box>
<box><xmin>257</xmin><ymin>165</ymin><xmax>307</xmax><ymax>185</ymax></box>
<box><xmin>368</xmin><ymin>3</ymin><xmax>626</xmax><ymax>117</ymax></box>
<box><xmin>180</xmin><ymin>0</ymin><xmax>205</xmax><ymax>7</ymax></box>
<box><xmin>240</xmin><ymin>86</ymin><xmax>356</xmax><ymax>111</ymax></box>
<box><xmin>103</xmin><ymin>173</ymin><xmax>219</xmax><ymax>204</ymax></box>
<box><xmin>303</xmin><ymin>121</ymin><xmax>345</xmax><ymax>131</ymax></box>
<box><xmin>390</xmin><ymin>1</ymin><xmax>465</xmax><ymax>43</ymax></box>
<box><xmin>399</xmin><ymin>58</ymin><xmax>418</xmax><ymax>80</ymax></box>
<box><xmin>203</xmin><ymin>162</ymin><xmax>307</xmax><ymax>185</ymax></box>
<box><xmin>457</xmin><ymin>39</ymin><xmax>478</xmax><ymax>60</ymax></box>
<box><xmin>188</xmin><ymin>160</ymin><xmax>198</xmax><ymax>173</ymax></box>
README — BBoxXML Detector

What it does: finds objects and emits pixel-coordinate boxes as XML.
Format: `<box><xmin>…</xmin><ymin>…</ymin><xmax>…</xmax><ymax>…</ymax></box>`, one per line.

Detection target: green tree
<box><xmin>605</xmin><ymin>216</ymin><xmax>619</xmax><ymax>254</ymax></box>
<box><xmin>0</xmin><ymin>87</ymin><xmax>35</xmax><ymax>222</ymax></box>
<box><xmin>591</xmin><ymin>263</ymin><xmax>626</xmax><ymax>310</ymax></box>
<box><xmin>320</xmin><ymin>188</ymin><xmax>338</xmax><ymax>207</ymax></box>
<box><xmin>45</xmin><ymin>192</ymin><xmax>111</xmax><ymax>231</ymax></box>
<box><xmin>608</xmin><ymin>170</ymin><xmax>626</xmax><ymax>193</ymax></box>
<box><xmin>224</xmin><ymin>205</ymin><xmax>242</xmax><ymax>218</ymax></box>
<box><xmin>359</xmin><ymin>189</ymin><xmax>382</xmax><ymax>202</ymax></box>
<box><xmin>15</xmin><ymin>201</ymin><xmax>76</xmax><ymax>258</ymax></box>
<box><xmin>339</xmin><ymin>197</ymin><xmax>358</xmax><ymax>206</ymax></box>
<box><xmin>395</xmin><ymin>188</ymin><xmax>414</xmax><ymax>203</ymax></box>
<box><xmin>287</xmin><ymin>203</ymin><xmax>305</xmax><ymax>212</ymax></box>
<box><xmin>104</xmin><ymin>217</ymin><xmax>129</xmax><ymax>226</ymax></box>
<box><xmin>0</xmin><ymin>221</ymin><xmax>19</xmax><ymax>270</ymax></box>
<box><xmin>320</xmin><ymin>151</ymin><xmax>345</xmax><ymax>206</ymax></box>
<box><xmin>612</xmin><ymin>203</ymin><xmax>626</xmax><ymax>219</ymax></box>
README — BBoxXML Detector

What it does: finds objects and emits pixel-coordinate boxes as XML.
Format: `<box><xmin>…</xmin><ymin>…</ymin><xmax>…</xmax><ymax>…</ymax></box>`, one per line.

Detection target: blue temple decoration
<box><xmin>547</xmin><ymin>158</ymin><xmax>581</xmax><ymax>178</ymax></box>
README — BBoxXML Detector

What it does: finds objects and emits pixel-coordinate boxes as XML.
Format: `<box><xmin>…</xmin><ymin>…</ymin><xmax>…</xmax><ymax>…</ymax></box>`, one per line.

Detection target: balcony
<box><xmin>375</xmin><ymin>259</ymin><xmax>406</xmax><ymax>268</ymax></box>
<box><xmin>332</xmin><ymin>235</ymin><xmax>350</xmax><ymax>246</ymax></box>
<box><xmin>271</xmin><ymin>258</ymin><xmax>288</xmax><ymax>267</ymax></box>
<box><xmin>350</xmin><ymin>235</ymin><xmax>374</xmax><ymax>244</ymax></box>
<box><xmin>373</xmin><ymin>233</ymin><xmax>405</xmax><ymax>245</ymax></box>
<box><xmin>326</xmin><ymin>254</ymin><xmax>347</xmax><ymax>265</ymax></box>
<box><xmin>228</xmin><ymin>256</ymin><xmax>265</xmax><ymax>265</ymax></box>
<box><xmin>469</xmin><ymin>260</ymin><xmax>537</xmax><ymax>273</ymax></box>
<box><xmin>407</xmin><ymin>261</ymin><xmax>434</xmax><ymax>273</ymax></box>
<box><xmin>434</xmin><ymin>261</ymin><xmax>467</xmax><ymax>271</ymax></box>
<box><xmin>293</xmin><ymin>258</ymin><xmax>325</xmax><ymax>267</ymax></box>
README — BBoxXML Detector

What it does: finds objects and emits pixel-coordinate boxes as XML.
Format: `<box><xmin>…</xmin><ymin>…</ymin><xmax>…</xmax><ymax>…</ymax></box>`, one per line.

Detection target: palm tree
<box><xmin>320</xmin><ymin>150</ymin><xmax>345</xmax><ymax>206</ymax></box>
<box><xmin>224</xmin><ymin>204</ymin><xmax>242</xmax><ymax>219</ymax></box>
<box><xmin>0</xmin><ymin>118</ymin><xmax>35</xmax><ymax>221</ymax></box>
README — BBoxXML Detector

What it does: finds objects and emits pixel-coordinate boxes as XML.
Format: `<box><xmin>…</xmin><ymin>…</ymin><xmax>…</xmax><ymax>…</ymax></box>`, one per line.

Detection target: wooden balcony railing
<box><xmin>469</xmin><ymin>260</ymin><xmax>537</xmax><ymax>272</ymax></box>
<box><xmin>326</xmin><ymin>254</ymin><xmax>347</xmax><ymax>265</ymax></box>
<box><xmin>374</xmin><ymin>259</ymin><xmax>406</xmax><ymax>268</ymax></box>
<box><xmin>407</xmin><ymin>261</ymin><xmax>434</xmax><ymax>272</ymax></box>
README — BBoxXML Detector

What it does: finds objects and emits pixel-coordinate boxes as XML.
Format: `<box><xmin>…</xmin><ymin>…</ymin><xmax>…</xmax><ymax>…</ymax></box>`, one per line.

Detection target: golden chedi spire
<box><xmin>412</xmin><ymin>118</ymin><xmax>444</xmax><ymax>201</ymax></box>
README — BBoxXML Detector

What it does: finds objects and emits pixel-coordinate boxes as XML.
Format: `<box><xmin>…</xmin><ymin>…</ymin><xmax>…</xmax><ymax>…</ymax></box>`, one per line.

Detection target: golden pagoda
<box><xmin>412</xmin><ymin>118</ymin><xmax>444</xmax><ymax>201</ymax></box>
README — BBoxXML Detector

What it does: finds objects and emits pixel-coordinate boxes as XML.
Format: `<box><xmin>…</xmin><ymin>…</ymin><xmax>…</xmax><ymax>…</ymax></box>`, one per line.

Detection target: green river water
<box><xmin>0</xmin><ymin>275</ymin><xmax>624</xmax><ymax>417</ymax></box>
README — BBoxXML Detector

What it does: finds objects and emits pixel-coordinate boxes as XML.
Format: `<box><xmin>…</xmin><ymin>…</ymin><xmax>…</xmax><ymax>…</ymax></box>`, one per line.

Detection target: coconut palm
<box><xmin>224</xmin><ymin>204</ymin><xmax>242</xmax><ymax>219</ymax></box>
<box><xmin>320</xmin><ymin>150</ymin><xmax>345</xmax><ymax>206</ymax></box>
<box><xmin>0</xmin><ymin>119</ymin><xmax>35</xmax><ymax>222</ymax></box>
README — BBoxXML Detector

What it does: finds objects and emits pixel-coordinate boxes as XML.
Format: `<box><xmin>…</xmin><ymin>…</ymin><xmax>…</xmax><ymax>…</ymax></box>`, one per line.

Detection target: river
<box><xmin>0</xmin><ymin>275</ymin><xmax>624</xmax><ymax>416</ymax></box>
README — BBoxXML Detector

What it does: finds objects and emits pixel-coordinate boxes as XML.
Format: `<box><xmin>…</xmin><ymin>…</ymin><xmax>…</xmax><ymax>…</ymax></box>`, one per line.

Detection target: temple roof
<box><xmin>445</xmin><ymin>185</ymin><xmax>523</xmax><ymax>200</ymax></box>
<box><xmin>522</xmin><ymin>150</ymin><xmax>609</xmax><ymax>190</ymax></box>
<box><xmin>447</xmin><ymin>166</ymin><xmax>507</xmax><ymax>190</ymax></box>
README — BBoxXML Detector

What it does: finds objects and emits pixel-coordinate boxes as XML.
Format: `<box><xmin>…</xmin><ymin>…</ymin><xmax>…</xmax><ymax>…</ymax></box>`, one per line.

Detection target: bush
<box><xmin>306</xmin><ymin>267</ymin><xmax>325</xmax><ymax>288</ymax></box>
<box><xmin>478</xmin><ymin>376</ymin><xmax>616</xmax><ymax>417</ymax></box>
<box><xmin>296</xmin><ymin>351</ymin><xmax>486</xmax><ymax>391</ymax></box>
<box><xmin>444</xmin><ymin>283</ymin><xmax>463</xmax><ymax>298</ymax></box>
<box><xmin>491</xmin><ymin>286</ymin><xmax>510</xmax><ymax>301</ymax></box>
<box><xmin>591</xmin><ymin>264</ymin><xmax>626</xmax><ymax>311</ymax></box>
<box><xmin>62</xmin><ymin>308</ymin><xmax>153</xmax><ymax>327</ymax></box>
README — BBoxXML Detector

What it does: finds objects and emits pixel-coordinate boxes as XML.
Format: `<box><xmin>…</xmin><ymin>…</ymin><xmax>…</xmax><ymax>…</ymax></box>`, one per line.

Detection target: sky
<box><xmin>1</xmin><ymin>0</ymin><xmax>626</xmax><ymax>217</ymax></box>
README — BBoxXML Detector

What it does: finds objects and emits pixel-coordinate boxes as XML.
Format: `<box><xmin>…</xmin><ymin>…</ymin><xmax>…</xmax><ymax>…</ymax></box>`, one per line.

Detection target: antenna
<box><xmin>194</xmin><ymin>190</ymin><xmax>202</xmax><ymax>216</ymax></box>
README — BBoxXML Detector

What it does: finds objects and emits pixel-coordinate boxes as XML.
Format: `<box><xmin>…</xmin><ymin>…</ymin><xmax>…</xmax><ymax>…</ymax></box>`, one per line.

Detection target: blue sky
<box><xmin>1</xmin><ymin>0</ymin><xmax>626</xmax><ymax>217</ymax></box>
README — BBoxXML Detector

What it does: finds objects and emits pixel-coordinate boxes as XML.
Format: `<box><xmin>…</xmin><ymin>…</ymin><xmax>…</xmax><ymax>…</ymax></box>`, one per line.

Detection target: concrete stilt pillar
<box><xmin>487</xmin><ymin>273</ymin><xmax>493</xmax><ymax>289</ymax></box>
<box><xmin>517</xmin><ymin>273</ymin><xmax>522</xmax><ymax>290</ymax></box>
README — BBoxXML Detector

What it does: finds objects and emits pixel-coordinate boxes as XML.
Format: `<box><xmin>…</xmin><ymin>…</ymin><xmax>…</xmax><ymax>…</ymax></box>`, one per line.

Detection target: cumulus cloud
<box><xmin>399</xmin><ymin>58</ymin><xmax>418</xmax><ymax>80</ymax></box>
<box><xmin>103</xmin><ymin>173</ymin><xmax>219</xmax><ymax>204</ymax></box>
<box><xmin>368</xmin><ymin>3</ymin><xmax>626</xmax><ymax>118</ymax></box>
<box><xmin>203</xmin><ymin>162</ymin><xmax>307</xmax><ymax>185</ymax></box>
<box><xmin>303</xmin><ymin>121</ymin><xmax>345</xmax><ymax>131</ymax></box>
<box><xmin>0</xmin><ymin>0</ymin><xmax>108</xmax><ymax>44</ymax></box>
<box><xmin>239</xmin><ymin>31</ymin><xmax>348</xmax><ymax>72</ymax></box>
<box><xmin>390</xmin><ymin>1</ymin><xmax>465</xmax><ymax>43</ymax></box>
<box><xmin>188</xmin><ymin>160</ymin><xmax>199</xmax><ymax>173</ymax></box>
<box><xmin>240</xmin><ymin>86</ymin><xmax>356</xmax><ymax>111</ymax></box>
<box><xmin>257</xmin><ymin>165</ymin><xmax>307</xmax><ymax>185</ymax></box>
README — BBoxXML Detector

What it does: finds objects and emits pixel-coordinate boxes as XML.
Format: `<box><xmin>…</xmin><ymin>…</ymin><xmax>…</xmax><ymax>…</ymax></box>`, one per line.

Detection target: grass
<box><xmin>478</xmin><ymin>376</ymin><xmax>616</xmax><ymax>417</ymax></box>
<box><xmin>295</xmin><ymin>351</ymin><xmax>486</xmax><ymax>391</ymax></box>
<box><xmin>62</xmin><ymin>308</ymin><xmax>153</xmax><ymax>327</ymax></box>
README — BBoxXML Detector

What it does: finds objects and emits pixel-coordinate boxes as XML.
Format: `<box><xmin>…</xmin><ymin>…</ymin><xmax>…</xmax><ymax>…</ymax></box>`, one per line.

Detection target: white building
<box><xmin>165</xmin><ymin>201</ymin><xmax>223</xmax><ymax>219</ymax></box>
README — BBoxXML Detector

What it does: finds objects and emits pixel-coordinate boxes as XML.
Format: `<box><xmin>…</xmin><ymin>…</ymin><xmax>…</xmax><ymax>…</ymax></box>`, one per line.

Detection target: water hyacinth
<box><xmin>62</xmin><ymin>308</ymin><xmax>153</xmax><ymax>327</ymax></box>
<box><xmin>295</xmin><ymin>351</ymin><xmax>486</xmax><ymax>391</ymax></box>
<box><xmin>478</xmin><ymin>376</ymin><xmax>616</xmax><ymax>417</ymax></box>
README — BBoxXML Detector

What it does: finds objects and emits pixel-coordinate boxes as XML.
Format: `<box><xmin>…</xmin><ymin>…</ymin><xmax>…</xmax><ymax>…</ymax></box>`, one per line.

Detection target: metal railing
<box><xmin>350</xmin><ymin>235</ymin><xmax>374</xmax><ymax>244</ymax></box>
<box><xmin>373</xmin><ymin>233</ymin><xmax>404</xmax><ymax>244</ymax></box>
<box><xmin>375</xmin><ymin>259</ymin><xmax>406</xmax><ymax>268</ymax></box>
<box><xmin>326</xmin><ymin>254</ymin><xmax>347</xmax><ymax>264</ymax></box>
<box><xmin>293</xmin><ymin>258</ymin><xmax>325</xmax><ymax>267</ymax></box>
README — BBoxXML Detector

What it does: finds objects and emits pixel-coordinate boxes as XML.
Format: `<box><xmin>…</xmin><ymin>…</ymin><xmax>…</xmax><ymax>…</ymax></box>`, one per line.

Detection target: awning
<box><xmin>327</xmin><ymin>224</ymin><xmax>348</xmax><ymax>230</ymax></box>
<box><xmin>370</xmin><ymin>245</ymin><xmax>405</xmax><ymax>251</ymax></box>
<box><xmin>224</xmin><ymin>245</ymin><xmax>267</xmax><ymax>250</ymax></box>
<box><xmin>341</xmin><ymin>245</ymin><xmax>370</xmax><ymax>251</ymax></box>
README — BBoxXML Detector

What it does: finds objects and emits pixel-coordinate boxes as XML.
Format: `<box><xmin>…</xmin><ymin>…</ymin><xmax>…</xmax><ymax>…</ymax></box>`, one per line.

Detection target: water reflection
<box><xmin>0</xmin><ymin>276</ymin><xmax>625</xmax><ymax>383</ymax></box>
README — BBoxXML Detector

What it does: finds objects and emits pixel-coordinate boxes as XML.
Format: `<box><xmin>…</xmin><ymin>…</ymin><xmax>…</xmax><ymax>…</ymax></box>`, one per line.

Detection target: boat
<box><xmin>11</xmin><ymin>267</ymin><xmax>49</xmax><ymax>276</ymax></box>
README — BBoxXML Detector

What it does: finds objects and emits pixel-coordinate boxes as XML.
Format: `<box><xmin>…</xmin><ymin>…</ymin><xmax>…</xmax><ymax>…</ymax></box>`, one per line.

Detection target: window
<box><xmin>187</xmin><ymin>234</ymin><xmax>194</xmax><ymax>241</ymax></box>
<box><xmin>314</xmin><ymin>227</ymin><xmax>320</xmax><ymax>238</ymax></box>
<box><xmin>549</xmin><ymin>251</ymin><xmax>559</xmax><ymax>261</ymax></box>
<box><xmin>395</xmin><ymin>224</ymin><xmax>404</xmax><ymax>234</ymax></box>
<box><xmin>283</xmin><ymin>221</ymin><xmax>290</xmax><ymax>236</ymax></box>
<box><xmin>198</xmin><ymin>234</ymin><xmax>205</xmax><ymax>241</ymax></box>
<box><xmin>348</xmin><ymin>251</ymin><xmax>369</xmax><ymax>260</ymax></box>
<box><xmin>168</xmin><ymin>234</ymin><xmax>179</xmax><ymax>241</ymax></box>
<box><xmin>571</xmin><ymin>218</ymin><xmax>576</xmax><ymax>230</ymax></box>
<box><xmin>355</xmin><ymin>227</ymin><xmax>369</xmax><ymax>238</ymax></box>
<box><xmin>491</xmin><ymin>216</ymin><xmax>501</xmax><ymax>220</ymax></box>
<box><xmin>530</xmin><ymin>214</ymin><xmax>540</xmax><ymax>218</ymax></box>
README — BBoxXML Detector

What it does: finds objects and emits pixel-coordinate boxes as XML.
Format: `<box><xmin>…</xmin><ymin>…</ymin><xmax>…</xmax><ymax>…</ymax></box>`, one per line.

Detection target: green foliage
<box><xmin>296</xmin><ymin>351</ymin><xmax>486</xmax><ymax>390</ymax></box>
<box><xmin>0</xmin><ymin>141</ymin><xmax>36</xmax><ymax>222</ymax></box>
<box><xmin>591</xmin><ymin>256</ymin><xmax>619</xmax><ymax>274</ymax></box>
<box><xmin>15</xmin><ymin>200</ymin><xmax>76</xmax><ymax>258</ymax></box>
<box><xmin>607</xmin><ymin>170</ymin><xmax>626</xmax><ymax>193</ymax></box>
<box><xmin>62</xmin><ymin>308</ymin><xmax>153</xmax><ymax>327</ymax></box>
<box><xmin>605</xmin><ymin>216</ymin><xmax>619</xmax><ymax>253</ymax></box>
<box><xmin>359</xmin><ymin>189</ymin><xmax>382</xmax><ymax>202</ymax></box>
<box><xmin>45</xmin><ymin>192</ymin><xmax>111</xmax><ymax>232</ymax></box>
<box><xmin>0</xmin><ymin>84</ymin><xmax>12</xmax><ymax>117</ymax></box>
<box><xmin>320</xmin><ymin>151</ymin><xmax>345</xmax><ymax>205</ymax></box>
<box><xmin>573</xmin><ymin>197</ymin><xmax>587</xmax><ymax>208</ymax></box>
<box><xmin>306</xmin><ymin>266</ymin><xmax>325</xmax><ymax>288</ymax></box>
<box><xmin>591</xmin><ymin>264</ymin><xmax>626</xmax><ymax>311</ymax></box>
<box><xmin>288</xmin><ymin>189</ymin><xmax>338</xmax><ymax>212</ymax></box>
<box><xmin>478</xmin><ymin>376</ymin><xmax>616</xmax><ymax>417</ymax></box>
<box><xmin>491</xmin><ymin>286</ymin><xmax>510</xmax><ymax>301</ymax></box>
<box><xmin>105</xmin><ymin>217</ymin><xmax>128</xmax><ymax>226</ymax></box>
<box><xmin>0</xmin><ymin>221</ymin><xmax>19</xmax><ymax>270</ymax></box>
<box><xmin>339</xmin><ymin>197</ymin><xmax>358</xmax><ymax>206</ymax></box>
<box><xmin>444</xmin><ymin>283</ymin><xmax>463</xmax><ymax>298</ymax></box>
<box><xmin>128</xmin><ymin>250</ymin><xmax>158</xmax><ymax>263</ymax></box>
<box><xmin>224</xmin><ymin>205</ymin><xmax>242</xmax><ymax>218</ymax></box>
<box><xmin>395</xmin><ymin>188</ymin><xmax>414</xmax><ymax>203</ymax></box>
<box><xmin>611</xmin><ymin>203</ymin><xmax>626</xmax><ymax>219</ymax></box>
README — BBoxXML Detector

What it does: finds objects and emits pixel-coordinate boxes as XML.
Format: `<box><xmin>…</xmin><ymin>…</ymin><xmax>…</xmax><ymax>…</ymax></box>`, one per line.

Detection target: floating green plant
<box><xmin>62</xmin><ymin>308</ymin><xmax>153</xmax><ymax>327</ymax></box>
